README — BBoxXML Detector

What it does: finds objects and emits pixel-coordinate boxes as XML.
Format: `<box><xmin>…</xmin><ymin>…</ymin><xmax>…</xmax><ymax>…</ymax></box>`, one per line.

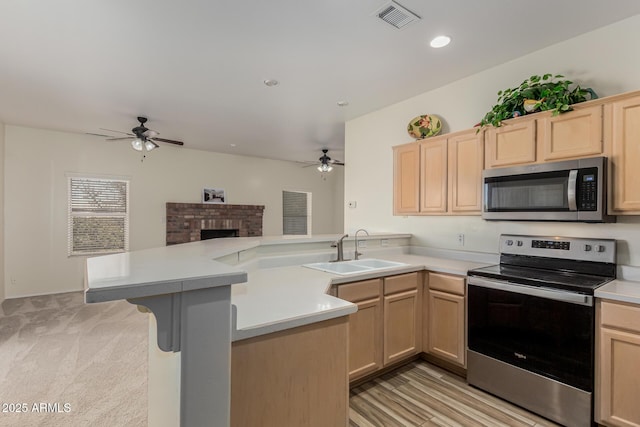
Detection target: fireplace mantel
<box><xmin>166</xmin><ymin>202</ymin><xmax>265</xmax><ymax>245</ymax></box>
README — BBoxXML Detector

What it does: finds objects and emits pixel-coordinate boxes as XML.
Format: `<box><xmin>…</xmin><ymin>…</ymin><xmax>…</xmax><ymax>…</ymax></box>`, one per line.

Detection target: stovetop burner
<box><xmin>467</xmin><ymin>234</ymin><xmax>616</xmax><ymax>295</ymax></box>
<box><xmin>468</xmin><ymin>264</ymin><xmax>613</xmax><ymax>295</ymax></box>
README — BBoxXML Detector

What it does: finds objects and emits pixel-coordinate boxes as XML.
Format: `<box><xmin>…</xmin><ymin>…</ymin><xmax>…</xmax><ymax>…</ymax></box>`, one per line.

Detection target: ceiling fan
<box><xmin>97</xmin><ymin>116</ymin><xmax>184</xmax><ymax>153</ymax></box>
<box><xmin>313</xmin><ymin>149</ymin><xmax>344</xmax><ymax>172</ymax></box>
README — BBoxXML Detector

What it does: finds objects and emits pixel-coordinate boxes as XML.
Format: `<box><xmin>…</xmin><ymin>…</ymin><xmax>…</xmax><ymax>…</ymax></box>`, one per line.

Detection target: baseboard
<box><xmin>5</xmin><ymin>288</ymin><xmax>84</xmax><ymax>300</ymax></box>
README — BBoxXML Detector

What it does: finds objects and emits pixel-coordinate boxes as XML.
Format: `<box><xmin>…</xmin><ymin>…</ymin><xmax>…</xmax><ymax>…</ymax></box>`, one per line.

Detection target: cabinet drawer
<box><xmin>428</xmin><ymin>272</ymin><xmax>465</xmax><ymax>296</ymax></box>
<box><xmin>384</xmin><ymin>272</ymin><xmax>418</xmax><ymax>295</ymax></box>
<box><xmin>601</xmin><ymin>300</ymin><xmax>640</xmax><ymax>333</ymax></box>
<box><xmin>337</xmin><ymin>279</ymin><xmax>381</xmax><ymax>302</ymax></box>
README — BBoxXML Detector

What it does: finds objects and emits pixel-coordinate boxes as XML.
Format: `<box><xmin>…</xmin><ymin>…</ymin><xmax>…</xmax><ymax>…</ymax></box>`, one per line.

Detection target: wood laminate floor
<box><xmin>349</xmin><ymin>361</ymin><xmax>560</xmax><ymax>427</ymax></box>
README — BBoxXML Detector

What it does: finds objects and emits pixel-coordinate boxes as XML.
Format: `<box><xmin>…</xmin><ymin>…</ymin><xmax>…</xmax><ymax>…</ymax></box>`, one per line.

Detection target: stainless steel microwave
<box><xmin>482</xmin><ymin>156</ymin><xmax>615</xmax><ymax>222</ymax></box>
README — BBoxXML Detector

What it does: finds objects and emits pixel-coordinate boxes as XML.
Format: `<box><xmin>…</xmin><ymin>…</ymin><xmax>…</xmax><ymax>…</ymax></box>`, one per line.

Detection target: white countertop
<box><xmin>231</xmin><ymin>251</ymin><xmax>489</xmax><ymax>341</ymax></box>
<box><xmin>84</xmin><ymin>234</ymin><xmax>492</xmax><ymax>341</ymax></box>
<box><xmin>595</xmin><ymin>279</ymin><xmax>640</xmax><ymax>305</ymax></box>
<box><xmin>85</xmin><ymin>240</ymin><xmax>254</xmax><ymax>302</ymax></box>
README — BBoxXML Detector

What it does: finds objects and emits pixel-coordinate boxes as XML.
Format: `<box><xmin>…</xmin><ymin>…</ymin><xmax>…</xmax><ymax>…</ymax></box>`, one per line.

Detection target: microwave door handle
<box><xmin>568</xmin><ymin>169</ymin><xmax>578</xmax><ymax>211</ymax></box>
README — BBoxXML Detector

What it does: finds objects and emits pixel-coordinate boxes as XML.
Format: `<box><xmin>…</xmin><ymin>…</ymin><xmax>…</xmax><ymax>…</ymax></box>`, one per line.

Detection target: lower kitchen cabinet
<box><xmin>596</xmin><ymin>299</ymin><xmax>640</xmax><ymax>427</ymax></box>
<box><xmin>383</xmin><ymin>273</ymin><xmax>421</xmax><ymax>365</ymax></box>
<box><xmin>337</xmin><ymin>278</ymin><xmax>383</xmax><ymax>381</ymax></box>
<box><xmin>425</xmin><ymin>272</ymin><xmax>466</xmax><ymax>367</ymax></box>
<box><xmin>337</xmin><ymin>272</ymin><xmax>421</xmax><ymax>382</ymax></box>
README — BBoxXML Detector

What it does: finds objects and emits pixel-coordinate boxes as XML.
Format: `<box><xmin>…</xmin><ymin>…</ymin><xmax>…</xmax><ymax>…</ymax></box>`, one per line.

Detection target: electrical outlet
<box><xmin>357</xmin><ymin>240</ymin><xmax>367</xmax><ymax>248</ymax></box>
<box><xmin>457</xmin><ymin>233</ymin><xmax>465</xmax><ymax>246</ymax></box>
<box><xmin>348</xmin><ymin>201</ymin><xmax>357</xmax><ymax>209</ymax></box>
<box><xmin>381</xmin><ymin>239</ymin><xmax>389</xmax><ymax>247</ymax></box>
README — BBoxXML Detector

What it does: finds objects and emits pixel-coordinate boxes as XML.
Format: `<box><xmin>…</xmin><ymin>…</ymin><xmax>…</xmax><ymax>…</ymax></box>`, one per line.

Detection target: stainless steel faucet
<box><xmin>331</xmin><ymin>234</ymin><xmax>349</xmax><ymax>262</ymax></box>
<box><xmin>354</xmin><ymin>229</ymin><xmax>369</xmax><ymax>260</ymax></box>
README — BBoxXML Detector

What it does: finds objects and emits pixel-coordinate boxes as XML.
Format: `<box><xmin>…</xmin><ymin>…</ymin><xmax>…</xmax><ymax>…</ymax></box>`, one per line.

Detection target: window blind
<box><xmin>68</xmin><ymin>177</ymin><xmax>129</xmax><ymax>255</ymax></box>
<box><xmin>283</xmin><ymin>190</ymin><xmax>311</xmax><ymax>235</ymax></box>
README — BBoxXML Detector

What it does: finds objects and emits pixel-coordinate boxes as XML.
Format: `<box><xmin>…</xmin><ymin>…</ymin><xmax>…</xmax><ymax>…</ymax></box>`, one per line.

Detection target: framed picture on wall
<box><xmin>202</xmin><ymin>188</ymin><xmax>226</xmax><ymax>204</ymax></box>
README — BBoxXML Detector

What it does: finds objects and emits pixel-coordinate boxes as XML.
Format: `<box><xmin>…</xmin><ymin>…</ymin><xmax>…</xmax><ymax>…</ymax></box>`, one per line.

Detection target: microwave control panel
<box><xmin>578</xmin><ymin>168</ymin><xmax>598</xmax><ymax>211</ymax></box>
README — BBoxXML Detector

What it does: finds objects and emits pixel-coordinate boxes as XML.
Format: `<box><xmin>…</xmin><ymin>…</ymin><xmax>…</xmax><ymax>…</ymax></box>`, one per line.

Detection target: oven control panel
<box><xmin>500</xmin><ymin>234</ymin><xmax>616</xmax><ymax>263</ymax></box>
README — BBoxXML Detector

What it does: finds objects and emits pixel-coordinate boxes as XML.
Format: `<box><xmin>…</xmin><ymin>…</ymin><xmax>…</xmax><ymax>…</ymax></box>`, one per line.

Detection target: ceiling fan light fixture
<box><xmin>318</xmin><ymin>163</ymin><xmax>333</xmax><ymax>173</ymax></box>
<box><xmin>131</xmin><ymin>138</ymin><xmax>143</xmax><ymax>151</ymax></box>
<box><xmin>144</xmin><ymin>140</ymin><xmax>157</xmax><ymax>151</ymax></box>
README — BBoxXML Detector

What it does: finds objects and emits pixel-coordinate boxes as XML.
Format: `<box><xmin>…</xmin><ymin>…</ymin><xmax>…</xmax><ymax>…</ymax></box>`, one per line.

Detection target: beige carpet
<box><xmin>0</xmin><ymin>292</ymin><xmax>148</xmax><ymax>427</ymax></box>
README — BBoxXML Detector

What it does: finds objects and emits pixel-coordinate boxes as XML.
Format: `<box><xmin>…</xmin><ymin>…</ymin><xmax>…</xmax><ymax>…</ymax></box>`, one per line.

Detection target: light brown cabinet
<box><xmin>393</xmin><ymin>143</ymin><xmax>420</xmax><ymax>214</ymax></box>
<box><xmin>337</xmin><ymin>272</ymin><xmax>421</xmax><ymax>382</ymax></box>
<box><xmin>596</xmin><ymin>299</ymin><xmax>640</xmax><ymax>427</ymax></box>
<box><xmin>383</xmin><ymin>273</ymin><xmax>421</xmax><ymax>365</ymax></box>
<box><xmin>540</xmin><ymin>105</ymin><xmax>603</xmax><ymax>161</ymax></box>
<box><xmin>337</xmin><ymin>279</ymin><xmax>383</xmax><ymax>381</ymax></box>
<box><xmin>485</xmin><ymin>118</ymin><xmax>537</xmax><ymax>168</ymax></box>
<box><xmin>393</xmin><ymin>129</ymin><xmax>483</xmax><ymax>216</ymax></box>
<box><xmin>609</xmin><ymin>94</ymin><xmax>640</xmax><ymax>214</ymax></box>
<box><xmin>419</xmin><ymin>137</ymin><xmax>448</xmax><ymax>213</ymax></box>
<box><xmin>448</xmin><ymin>131</ymin><xmax>484</xmax><ymax>213</ymax></box>
<box><xmin>484</xmin><ymin>104</ymin><xmax>605</xmax><ymax>169</ymax></box>
<box><xmin>424</xmin><ymin>272</ymin><xmax>466</xmax><ymax>367</ymax></box>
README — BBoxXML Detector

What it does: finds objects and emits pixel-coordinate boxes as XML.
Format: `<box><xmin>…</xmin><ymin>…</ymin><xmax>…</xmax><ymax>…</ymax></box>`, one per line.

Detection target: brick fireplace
<box><xmin>166</xmin><ymin>202</ymin><xmax>265</xmax><ymax>245</ymax></box>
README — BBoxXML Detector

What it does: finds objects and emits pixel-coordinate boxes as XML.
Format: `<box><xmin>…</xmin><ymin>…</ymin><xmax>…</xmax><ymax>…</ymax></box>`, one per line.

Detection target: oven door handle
<box><xmin>468</xmin><ymin>276</ymin><xmax>593</xmax><ymax>307</ymax></box>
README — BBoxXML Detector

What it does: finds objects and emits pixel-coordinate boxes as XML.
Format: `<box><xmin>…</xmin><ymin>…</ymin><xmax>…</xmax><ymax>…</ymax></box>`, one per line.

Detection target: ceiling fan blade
<box><xmin>106</xmin><ymin>137</ymin><xmax>134</xmax><ymax>141</ymax></box>
<box><xmin>99</xmin><ymin>128</ymin><xmax>134</xmax><ymax>136</ymax></box>
<box><xmin>154</xmin><ymin>137</ymin><xmax>184</xmax><ymax>146</ymax></box>
<box><xmin>330</xmin><ymin>161</ymin><xmax>345</xmax><ymax>166</ymax></box>
<box><xmin>85</xmin><ymin>132</ymin><xmax>112</xmax><ymax>138</ymax></box>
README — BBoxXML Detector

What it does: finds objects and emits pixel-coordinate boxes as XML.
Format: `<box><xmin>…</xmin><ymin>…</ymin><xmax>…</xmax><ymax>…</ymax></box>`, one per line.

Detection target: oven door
<box><xmin>467</xmin><ymin>276</ymin><xmax>595</xmax><ymax>392</ymax></box>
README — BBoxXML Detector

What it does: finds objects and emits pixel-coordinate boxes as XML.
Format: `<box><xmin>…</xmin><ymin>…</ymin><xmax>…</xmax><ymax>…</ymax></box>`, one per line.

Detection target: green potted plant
<box><xmin>478</xmin><ymin>74</ymin><xmax>596</xmax><ymax>129</ymax></box>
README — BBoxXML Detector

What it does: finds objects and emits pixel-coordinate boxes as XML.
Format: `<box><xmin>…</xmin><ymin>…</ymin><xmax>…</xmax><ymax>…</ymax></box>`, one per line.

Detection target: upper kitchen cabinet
<box><xmin>393</xmin><ymin>129</ymin><xmax>484</xmax><ymax>216</ymax></box>
<box><xmin>609</xmin><ymin>93</ymin><xmax>640</xmax><ymax>214</ymax></box>
<box><xmin>419</xmin><ymin>136</ymin><xmax>448</xmax><ymax>213</ymax></box>
<box><xmin>485</xmin><ymin>118</ymin><xmax>537</xmax><ymax>168</ymax></box>
<box><xmin>393</xmin><ymin>143</ymin><xmax>420</xmax><ymax>215</ymax></box>
<box><xmin>447</xmin><ymin>130</ymin><xmax>484</xmax><ymax>213</ymax></box>
<box><xmin>540</xmin><ymin>105</ymin><xmax>603</xmax><ymax>161</ymax></box>
<box><xmin>484</xmin><ymin>103</ymin><xmax>605</xmax><ymax>169</ymax></box>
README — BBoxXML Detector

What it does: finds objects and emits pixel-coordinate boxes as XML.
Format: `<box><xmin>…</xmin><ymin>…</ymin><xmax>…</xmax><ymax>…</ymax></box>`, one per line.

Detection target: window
<box><xmin>68</xmin><ymin>176</ymin><xmax>130</xmax><ymax>256</ymax></box>
<box><xmin>282</xmin><ymin>190</ymin><xmax>311</xmax><ymax>235</ymax></box>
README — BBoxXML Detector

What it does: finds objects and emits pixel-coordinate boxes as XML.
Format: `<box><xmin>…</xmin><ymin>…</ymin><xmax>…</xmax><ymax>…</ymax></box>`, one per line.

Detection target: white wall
<box><xmin>3</xmin><ymin>126</ymin><xmax>343</xmax><ymax>298</ymax></box>
<box><xmin>345</xmin><ymin>15</ymin><xmax>640</xmax><ymax>266</ymax></box>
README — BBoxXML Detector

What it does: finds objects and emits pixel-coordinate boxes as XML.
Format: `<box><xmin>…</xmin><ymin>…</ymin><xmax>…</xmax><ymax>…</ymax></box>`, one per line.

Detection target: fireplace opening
<box><xmin>200</xmin><ymin>229</ymin><xmax>240</xmax><ymax>240</ymax></box>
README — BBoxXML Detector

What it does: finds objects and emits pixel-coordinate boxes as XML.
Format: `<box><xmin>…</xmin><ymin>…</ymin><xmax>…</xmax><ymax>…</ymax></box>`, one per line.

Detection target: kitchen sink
<box><xmin>349</xmin><ymin>259</ymin><xmax>406</xmax><ymax>269</ymax></box>
<box><xmin>303</xmin><ymin>259</ymin><xmax>408</xmax><ymax>275</ymax></box>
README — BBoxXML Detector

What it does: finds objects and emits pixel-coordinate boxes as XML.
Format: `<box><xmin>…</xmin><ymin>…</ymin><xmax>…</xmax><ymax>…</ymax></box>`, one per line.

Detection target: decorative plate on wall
<box><xmin>407</xmin><ymin>114</ymin><xmax>442</xmax><ymax>139</ymax></box>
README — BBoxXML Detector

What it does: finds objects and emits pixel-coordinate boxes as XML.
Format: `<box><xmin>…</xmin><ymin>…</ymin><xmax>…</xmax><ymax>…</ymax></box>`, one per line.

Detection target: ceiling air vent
<box><xmin>376</xmin><ymin>1</ymin><xmax>420</xmax><ymax>29</ymax></box>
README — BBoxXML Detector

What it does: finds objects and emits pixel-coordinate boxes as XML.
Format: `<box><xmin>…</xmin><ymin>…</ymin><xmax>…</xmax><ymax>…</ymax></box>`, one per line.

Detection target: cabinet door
<box><xmin>427</xmin><ymin>289</ymin><xmax>465</xmax><ymax>367</ymax></box>
<box><xmin>611</xmin><ymin>95</ymin><xmax>640</xmax><ymax>213</ymax></box>
<box><xmin>419</xmin><ymin>137</ymin><xmax>448</xmax><ymax>213</ymax></box>
<box><xmin>541</xmin><ymin>105</ymin><xmax>603</xmax><ymax>161</ymax></box>
<box><xmin>393</xmin><ymin>143</ymin><xmax>420</xmax><ymax>215</ymax></box>
<box><xmin>485</xmin><ymin>119</ymin><xmax>537</xmax><ymax>168</ymax></box>
<box><xmin>597</xmin><ymin>327</ymin><xmax>640</xmax><ymax>426</ymax></box>
<box><xmin>448</xmin><ymin>130</ymin><xmax>484</xmax><ymax>213</ymax></box>
<box><xmin>383</xmin><ymin>289</ymin><xmax>419</xmax><ymax>365</ymax></box>
<box><xmin>347</xmin><ymin>298</ymin><xmax>383</xmax><ymax>380</ymax></box>
<box><xmin>337</xmin><ymin>279</ymin><xmax>383</xmax><ymax>381</ymax></box>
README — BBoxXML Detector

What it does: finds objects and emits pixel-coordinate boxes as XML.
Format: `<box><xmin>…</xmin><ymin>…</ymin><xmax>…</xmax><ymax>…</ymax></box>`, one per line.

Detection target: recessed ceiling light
<box><xmin>230</xmin><ymin>143</ymin><xmax>237</xmax><ymax>147</ymax></box>
<box><xmin>263</xmin><ymin>79</ymin><xmax>279</xmax><ymax>87</ymax></box>
<box><xmin>430</xmin><ymin>35</ymin><xmax>451</xmax><ymax>48</ymax></box>
<box><xmin>337</xmin><ymin>100</ymin><xmax>349</xmax><ymax>107</ymax></box>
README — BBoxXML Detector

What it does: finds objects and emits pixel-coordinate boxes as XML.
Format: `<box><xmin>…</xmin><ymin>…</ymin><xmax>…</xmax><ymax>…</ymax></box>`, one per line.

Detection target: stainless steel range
<box><xmin>467</xmin><ymin>234</ymin><xmax>616</xmax><ymax>427</ymax></box>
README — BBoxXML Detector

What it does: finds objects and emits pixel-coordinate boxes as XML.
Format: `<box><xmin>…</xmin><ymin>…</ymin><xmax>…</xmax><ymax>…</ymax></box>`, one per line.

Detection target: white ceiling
<box><xmin>1</xmin><ymin>1</ymin><xmax>639</xmax><ymax>164</ymax></box>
